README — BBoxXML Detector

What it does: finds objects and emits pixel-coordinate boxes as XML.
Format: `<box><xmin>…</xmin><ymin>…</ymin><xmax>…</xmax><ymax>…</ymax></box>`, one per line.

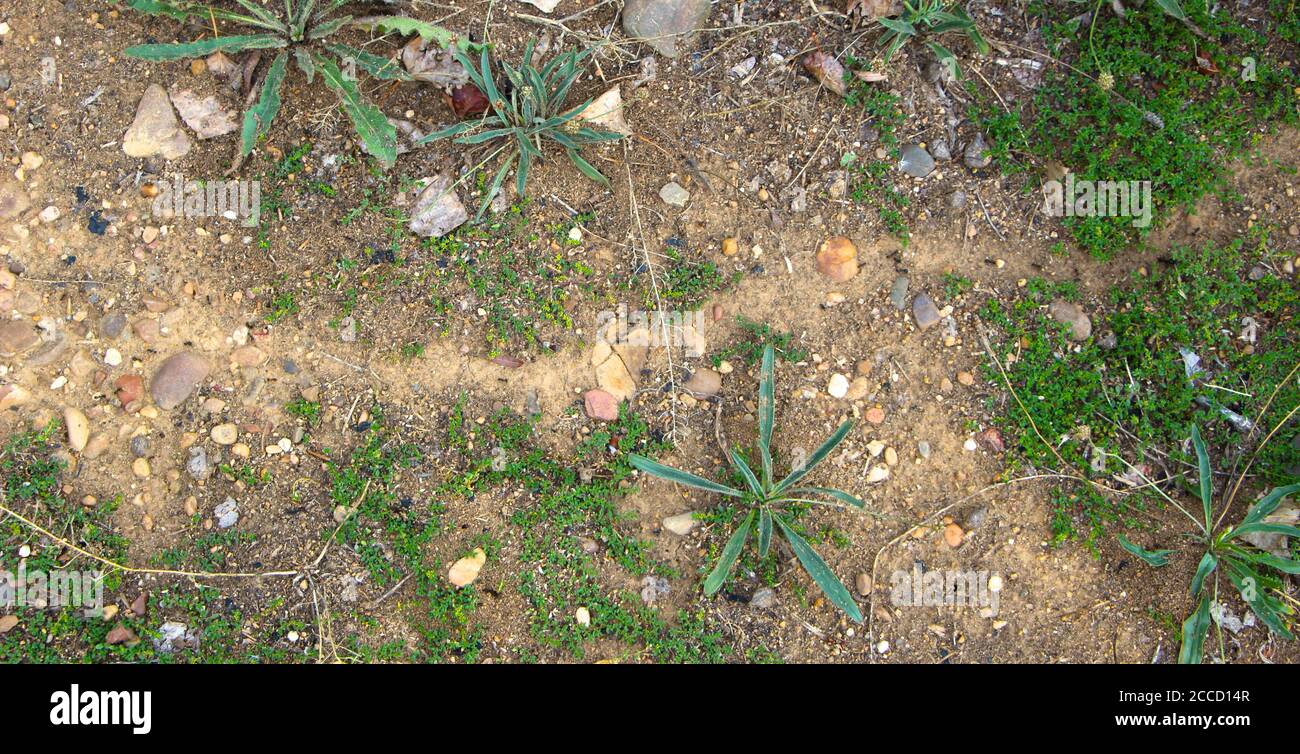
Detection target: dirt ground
<box><xmin>0</xmin><ymin>0</ymin><xmax>1296</xmax><ymax>663</ymax></box>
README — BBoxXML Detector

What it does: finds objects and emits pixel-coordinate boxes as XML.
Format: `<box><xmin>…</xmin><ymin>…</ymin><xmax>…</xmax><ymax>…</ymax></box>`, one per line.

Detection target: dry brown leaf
<box><xmin>578</xmin><ymin>85</ymin><xmax>632</xmax><ymax>136</ymax></box>
<box><xmin>802</xmin><ymin>52</ymin><xmax>847</xmax><ymax>96</ymax></box>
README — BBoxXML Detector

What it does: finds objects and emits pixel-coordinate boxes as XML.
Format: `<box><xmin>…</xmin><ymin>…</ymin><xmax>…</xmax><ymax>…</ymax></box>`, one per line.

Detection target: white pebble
<box><xmin>18</xmin><ymin>544</ymin><xmax>31</xmax><ymax>558</ymax></box>
<box><xmin>963</xmin><ymin>438</ymin><xmax>978</xmax><ymax>451</ymax></box>
<box><xmin>827</xmin><ymin>373</ymin><xmax>849</xmax><ymax>399</ymax></box>
<box><xmin>104</xmin><ymin>348</ymin><xmax>122</xmax><ymax>366</ymax></box>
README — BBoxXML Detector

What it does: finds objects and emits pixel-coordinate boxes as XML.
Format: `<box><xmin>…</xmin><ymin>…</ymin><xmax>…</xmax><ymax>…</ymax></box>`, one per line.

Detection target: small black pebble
<box><xmin>87</xmin><ymin>211</ymin><xmax>109</xmax><ymax>235</ymax></box>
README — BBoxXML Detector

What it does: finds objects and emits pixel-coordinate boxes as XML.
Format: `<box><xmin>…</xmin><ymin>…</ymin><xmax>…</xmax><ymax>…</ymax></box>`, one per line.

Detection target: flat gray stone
<box><xmin>912</xmin><ymin>292</ymin><xmax>941</xmax><ymax>331</ymax></box>
<box><xmin>899</xmin><ymin>144</ymin><xmax>935</xmax><ymax>178</ymax></box>
<box><xmin>622</xmin><ymin>0</ymin><xmax>712</xmax><ymax>58</ymax></box>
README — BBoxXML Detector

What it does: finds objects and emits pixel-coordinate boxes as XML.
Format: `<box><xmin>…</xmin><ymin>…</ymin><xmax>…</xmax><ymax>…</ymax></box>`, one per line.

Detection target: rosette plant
<box><xmin>629</xmin><ymin>346</ymin><xmax>871</xmax><ymax>622</ymax></box>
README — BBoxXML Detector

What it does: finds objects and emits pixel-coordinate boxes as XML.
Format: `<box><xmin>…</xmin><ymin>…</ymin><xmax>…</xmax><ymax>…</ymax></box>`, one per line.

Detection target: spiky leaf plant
<box><xmin>417</xmin><ymin>40</ymin><xmax>625</xmax><ymax>218</ymax></box>
<box><xmin>628</xmin><ymin>346</ymin><xmax>870</xmax><ymax>622</ymax></box>
<box><xmin>1122</xmin><ymin>425</ymin><xmax>1300</xmax><ymax>663</ymax></box>
<box><xmin>123</xmin><ymin>1</ymin><xmax>454</xmax><ymax>168</ymax></box>
<box><xmin>876</xmin><ymin>0</ymin><xmax>989</xmax><ymax>72</ymax></box>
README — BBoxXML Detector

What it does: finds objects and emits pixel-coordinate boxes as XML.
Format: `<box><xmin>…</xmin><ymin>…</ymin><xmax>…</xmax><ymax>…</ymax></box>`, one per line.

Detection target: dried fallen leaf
<box><xmin>578</xmin><ymin>85</ymin><xmax>632</xmax><ymax>136</ymax></box>
<box><xmin>847</xmin><ymin>0</ymin><xmax>903</xmax><ymax>19</ymax></box>
<box><xmin>802</xmin><ymin>52</ymin><xmax>847</xmax><ymax>96</ymax></box>
<box><xmin>0</xmin><ymin>614</ymin><xmax>18</xmax><ymax>634</ymax></box>
<box><xmin>402</xmin><ymin>37</ymin><xmax>469</xmax><ymax>89</ymax></box>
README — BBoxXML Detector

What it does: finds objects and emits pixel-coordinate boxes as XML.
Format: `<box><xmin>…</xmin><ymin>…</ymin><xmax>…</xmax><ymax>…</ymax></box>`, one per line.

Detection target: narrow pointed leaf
<box><xmin>1116</xmin><ymin>535</ymin><xmax>1173</xmax><ymax>567</ymax></box>
<box><xmin>1239</xmin><ymin>483</ymin><xmax>1300</xmax><ymax>529</ymax></box>
<box><xmin>417</xmin><ymin>120</ymin><xmax>478</xmax><ymax>144</ymax></box>
<box><xmin>516</xmin><ymin>147</ymin><xmax>531</xmax><ymax>198</ymax></box>
<box><xmin>758</xmin><ymin>509</ymin><xmax>772</xmax><ymax>558</ymax></box>
<box><xmin>240</xmin><ymin>51</ymin><xmax>288</xmax><ymax>157</ymax></box>
<box><xmin>476</xmin><ymin>151</ymin><xmax>516</xmax><ymax>219</ymax></box>
<box><xmin>456</xmin><ymin>127</ymin><xmax>515</xmax><ymax>145</ymax></box>
<box><xmin>1239</xmin><ymin>550</ymin><xmax>1300</xmax><ymax>574</ymax></box>
<box><xmin>232</xmin><ymin>0</ymin><xmax>288</xmax><ymax>31</ymax></box>
<box><xmin>567</xmin><ymin>149</ymin><xmax>609</xmax><ymax>186</ymax></box>
<box><xmin>1232</xmin><ymin>522</ymin><xmax>1300</xmax><ymax>539</ymax></box>
<box><xmin>775</xmin><ymin>515</ymin><xmax>862</xmax><ymax>622</ymax></box>
<box><xmin>1177</xmin><ymin>597</ymin><xmax>1211</xmax><ymax>664</ymax></box>
<box><xmin>629</xmin><ymin>454</ymin><xmax>744</xmax><ymax>498</ymax></box>
<box><xmin>292</xmin><ymin>0</ymin><xmax>317</xmax><ymax>38</ymax></box>
<box><xmin>1224</xmin><ymin>559</ymin><xmax>1293</xmax><ymax>638</ymax></box>
<box><xmin>704</xmin><ymin>511</ymin><xmax>754</xmax><ymax>595</ymax></box>
<box><xmin>1191</xmin><ymin>425</ymin><xmax>1212</xmax><ymax>531</ymax></box>
<box><xmin>775</xmin><ymin>420</ymin><xmax>853</xmax><ymax>493</ymax></box>
<box><xmin>788</xmin><ymin>486</ymin><xmax>866</xmax><ymax>509</ymax></box>
<box><xmin>308</xmin><ymin>15</ymin><xmax>353</xmax><ymax>41</ymax></box>
<box><xmin>1190</xmin><ymin>552</ymin><xmax>1216</xmax><ymax>597</ymax></box>
<box><xmin>322</xmin><ymin>43</ymin><xmax>408</xmax><ymax>80</ymax></box>
<box><xmin>729</xmin><ymin>450</ymin><xmax>763</xmax><ymax>497</ymax></box>
<box><xmin>315</xmin><ymin>54</ymin><xmax>398</xmax><ymax>168</ymax></box>
<box><xmin>294</xmin><ymin>48</ymin><xmax>316</xmax><ymax>83</ymax></box>
<box><xmin>125</xmin><ymin>35</ymin><xmax>287</xmax><ymax>61</ymax></box>
<box><xmin>758</xmin><ymin>345</ymin><xmax>775</xmax><ymax>488</ymax></box>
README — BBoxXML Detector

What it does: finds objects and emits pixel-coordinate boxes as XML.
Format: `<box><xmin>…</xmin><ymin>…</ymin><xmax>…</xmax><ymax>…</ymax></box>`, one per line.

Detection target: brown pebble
<box><xmin>943</xmin><ymin>523</ymin><xmax>965</xmax><ymax>547</ymax></box>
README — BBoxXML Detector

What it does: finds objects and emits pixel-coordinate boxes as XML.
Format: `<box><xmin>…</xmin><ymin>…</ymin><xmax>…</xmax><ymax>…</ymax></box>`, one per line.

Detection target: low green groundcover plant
<box><xmin>629</xmin><ymin>346</ymin><xmax>870</xmax><ymax>622</ymax></box>
<box><xmin>1120</xmin><ymin>426</ymin><xmax>1299</xmax><ymax>663</ymax></box>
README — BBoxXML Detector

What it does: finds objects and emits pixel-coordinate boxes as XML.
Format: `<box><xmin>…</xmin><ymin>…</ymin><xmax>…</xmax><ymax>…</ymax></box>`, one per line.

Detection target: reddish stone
<box><xmin>583</xmin><ymin>389</ymin><xmax>620</xmax><ymax>421</ymax></box>
<box><xmin>115</xmin><ymin>374</ymin><xmax>144</xmax><ymax>411</ymax></box>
